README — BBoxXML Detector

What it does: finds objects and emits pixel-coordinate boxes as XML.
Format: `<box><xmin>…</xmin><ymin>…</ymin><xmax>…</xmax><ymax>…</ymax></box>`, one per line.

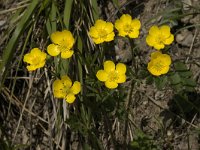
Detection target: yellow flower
<box><xmin>146</xmin><ymin>25</ymin><xmax>174</xmax><ymax>50</ymax></box>
<box><xmin>115</xmin><ymin>14</ymin><xmax>141</xmax><ymax>38</ymax></box>
<box><xmin>47</xmin><ymin>30</ymin><xmax>75</xmax><ymax>59</ymax></box>
<box><xmin>89</xmin><ymin>19</ymin><xmax>115</xmax><ymax>44</ymax></box>
<box><xmin>96</xmin><ymin>60</ymin><xmax>126</xmax><ymax>89</ymax></box>
<box><xmin>23</xmin><ymin>48</ymin><xmax>47</xmax><ymax>71</ymax></box>
<box><xmin>147</xmin><ymin>51</ymin><xmax>171</xmax><ymax>76</ymax></box>
<box><xmin>53</xmin><ymin>75</ymin><xmax>81</xmax><ymax>103</ymax></box>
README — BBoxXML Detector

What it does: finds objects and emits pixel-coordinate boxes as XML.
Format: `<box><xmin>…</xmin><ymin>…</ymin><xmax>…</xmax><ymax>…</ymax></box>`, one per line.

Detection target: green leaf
<box><xmin>174</xmin><ymin>61</ymin><xmax>188</xmax><ymax>71</ymax></box>
<box><xmin>179</xmin><ymin>71</ymin><xmax>192</xmax><ymax>78</ymax></box>
<box><xmin>63</xmin><ymin>0</ymin><xmax>73</xmax><ymax>29</ymax></box>
<box><xmin>154</xmin><ymin>76</ymin><xmax>168</xmax><ymax>90</ymax></box>
<box><xmin>146</xmin><ymin>75</ymin><xmax>154</xmax><ymax>85</ymax></box>
<box><xmin>173</xmin><ymin>83</ymin><xmax>183</xmax><ymax>92</ymax></box>
<box><xmin>90</xmin><ymin>0</ymin><xmax>99</xmax><ymax>21</ymax></box>
<box><xmin>182</xmin><ymin>78</ymin><xmax>196</xmax><ymax>87</ymax></box>
<box><xmin>184</xmin><ymin>86</ymin><xmax>195</xmax><ymax>92</ymax></box>
<box><xmin>138</xmin><ymin>70</ymin><xmax>149</xmax><ymax>79</ymax></box>
<box><xmin>50</xmin><ymin>1</ymin><xmax>57</xmax><ymax>33</ymax></box>
<box><xmin>169</xmin><ymin>73</ymin><xmax>181</xmax><ymax>85</ymax></box>
<box><xmin>112</xmin><ymin>0</ymin><xmax>119</xmax><ymax>8</ymax></box>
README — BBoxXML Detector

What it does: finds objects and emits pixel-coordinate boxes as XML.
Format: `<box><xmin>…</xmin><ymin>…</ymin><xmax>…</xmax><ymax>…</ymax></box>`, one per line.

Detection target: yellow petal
<box><xmin>95</xmin><ymin>19</ymin><xmax>106</xmax><ymax>30</ymax></box>
<box><xmin>53</xmin><ymin>80</ymin><xmax>65</xmax><ymax>98</ymax></box>
<box><xmin>23</xmin><ymin>53</ymin><xmax>32</xmax><ymax>63</ymax></box>
<box><xmin>162</xmin><ymin>54</ymin><xmax>172</xmax><ymax>66</ymax></box>
<box><xmin>160</xmin><ymin>25</ymin><xmax>171</xmax><ymax>38</ymax></box>
<box><xmin>53</xmin><ymin>88</ymin><xmax>65</xmax><ymax>98</ymax></box>
<box><xmin>65</xmin><ymin>93</ymin><xmax>76</xmax><ymax>103</ymax></box>
<box><xmin>24</xmin><ymin>48</ymin><xmax>43</xmax><ymax>64</ymax></box>
<box><xmin>128</xmin><ymin>30</ymin><xmax>139</xmax><ymax>38</ymax></box>
<box><xmin>27</xmin><ymin>65</ymin><xmax>37</xmax><ymax>71</ymax></box>
<box><xmin>104</xmin><ymin>60</ymin><xmax>115</xmax><ymax>72</ymax></box>
<box><xmin>93</xmin><ymin>38</ymin><xmax>104</xmax><ymax>44</ymax></box>
<box><xmin>54</xmin><ymin>91</ymin><xmax>65</xmax><ymax>98</ymax></box>
<box><xmin>62</xmin><ymin>33</ymin><xmax>75</xmax><ymax>49</ymax></box>
<box><xmin>70</xmin><ymin>81</ymin><xmax>81</xmax><ymax>94</ymax></box>
<box><xmin>104</xmin><ymin>22</ymin><xmax>114</xmax><ymax>33</ymax></box>
<box><xmin>146</xmin><ymin>35</ymin><xmax>156</xmax><ymax>47</ymax></box>
<box><xmin>149</xmin><ymin>25</ymin><xmax>160</xmax><ymax>36</ymax></box>
<box><xmin>37</xmin><ymin>60</ymin><xmax>46</xmax><ymax>68</ymax></box>
<box><xmin>116</xmin><ymin>63</ymin><xmax>126</xmax><ymax>74</ymax></box>
<box><xmin>147</xmin><ymin>61</ymin><xmax>162</xmax><ymax>76</ymax></box>
<box><xmin>118</xmin><ymin>30</ymin><xmax>127</xmax><ymax>37</ymax></box>
<box><xmin>47</xmin><ymin>44</ymin><xmax>61</xmax><ymax>56</ymax></box>
<box><xmin>131</xmin><ymin>19</ymin><xmax>141</xmax><ymax>30</ymax></box>
<box><xmin>30</xmin><ymin>48</ymin><xmax>42</xmax><ymax>55</ymax></box>
<box><xmin>61</xmin><ymin>50</ymin><xmax>74</xmax><ymax>59</ymax></box>
<box><xmin>51</xmin><ymin>31</ymin><xmax>63</xmax><ymax>45</ymax></box>
<box><xmin>62</xmin><ymin>30</ymin><xmax>74</xmax><ymax>42</ymax></box>
<box><xmin>42</xmin><ymin>52</ymin><xmax>47</xmax><ymax>60</ymax></box>
<box><xmin>117</xmin><ymin>74</ymin><xmax>126</xmax><ymax>83</ymax></box>
<box><xmin>96</xmin><ymin>70</ymin><xmax>108</xmax><ymax>81</ymax></box>
<box><xmin>151</xmin><ymin>51</ymin><xmax>162</xmax><ymax>59</ymax></box>
<box><xmin>163</xmin><ymin>34</ymin><xmax>174</xmax><ymax>45</ymax></box>
<box><xmin>161</xmin><ymin>66</ymin><xmax>170</xmax><ymax>74</ymax></box>
<box><xmin>61</xmin><ymin>75</ymin><xmax>72</xmax><ymax>88</ymax></box>
<box><xmin>53</xmin><ymin>79</ymin><xmax>64</xmax><ymax>90</ymax></box>
<box><xmin>89</xmin><ymin>27</ymin><xmax>99</xmax><ymax>38</ymax></box>
<box><xmin>154</xmin><ymin>43</ymin><xmax>165</xmax><ymax>50</ymax></box>
<box><xmin>105</xmin><ymin>81</ymin><xmax>118</xmax><ymax>89</ymax></box>
<box><xmin>105</xmin><ymin>32</ymin><xmax>115</xmax><ymax>42</ymax></box>
<box><xmin>121</xmin><ymin>14</ymin><xmax>132</xmax><ymax>25</ymax></box>
<box><xmin>115</xmin><ymin>19</ymin><xmax>123</xmax><ymax>31</ymax></box>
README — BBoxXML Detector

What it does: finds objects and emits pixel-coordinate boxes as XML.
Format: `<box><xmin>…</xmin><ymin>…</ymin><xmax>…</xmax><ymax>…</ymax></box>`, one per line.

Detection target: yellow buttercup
<box><xmin>147</xmin><ymin>51</ymin><xmax>171</xmax><ymax>76</ymax></box>
<box><xmin>89</xmin><ymin>19</ymin><xmax>115</xmax><ymax>44</ymax></box>
<box><xmin>53</xmin><ymin>75</ymin><xmax>81</xmax><ymax>103</ymax></box>
<box><xmin>23</xmin><ymin>48</ymin><xmax>47</xmax><ymax>71</ymax></box>
<box><xmin>115</xmin><ymin>14</ymin><xmax>141</xmax><ymax>38</ymax></box>
<box><xmin>146</xmin><ymin>25</ymin><xmax>174</xmax><ymax>50</ymax></box>
<box><xmin>96</xmin><ymin>60</ymin><xmax>126</xmax><ymax>89</ymax></box>
<box><xmin>47</xmin><ymin>30</ymin><xmax>75</xmax><ymax>59</ymax></box>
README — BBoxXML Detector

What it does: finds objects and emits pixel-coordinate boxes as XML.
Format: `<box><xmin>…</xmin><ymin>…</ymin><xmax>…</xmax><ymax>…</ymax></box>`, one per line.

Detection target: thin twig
<box><xmin>185</xmin><ymin>29</ymin><xmax>198</xmax><ymax>63</ymax></box>
<box><xmin>0</xmin><ymin>4</ymin><xmax>30</xmax><ymax>15</ymax></box>
<box><xmin>2</xmin><ymin>87</ymin><xmax>48</xmax><ymax>124</ymax></box>
<box><xmin>12</xmin><ymin>73</ymin><xmax>33</xmax><ymax>144</ymax></box>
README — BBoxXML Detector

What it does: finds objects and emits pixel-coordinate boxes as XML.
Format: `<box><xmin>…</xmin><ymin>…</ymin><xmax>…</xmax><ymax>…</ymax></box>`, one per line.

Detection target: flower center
<box><xmin>59</xmin><ymin>45</ymin><xmax>69</xmax><ymax>52</ymax></box>
<box><xmin>31</xmin><ymin>56</ymin><xmax>41</xmax><ymax>65</ymax></box>
<box><xmin>99</xmin><ymin>29</ymin><xmax>108</xmax><ymax>39</ymax></box>
<box><xmin>108</xmin><ymin>71</ymin><xmax>119</xmax><ymax>82</ymax></box>
<box><xmin>156</xmin><ymin>34</ymin><xmax>165</xmax><ymax>45</ymax></box>
<box><xmin>124</xmin><ymin>24</ymin><xmax>132</xmax><ymax>33</ymax></box>
<box><xmin>153</xmin><ymin>61</ymin><xmax>165</xmax><ymax>72</ymax></box>
<box><xmin>59</xmin><ymin>84</ymin><xmax>70</xmax><ymax>97</ymax></box>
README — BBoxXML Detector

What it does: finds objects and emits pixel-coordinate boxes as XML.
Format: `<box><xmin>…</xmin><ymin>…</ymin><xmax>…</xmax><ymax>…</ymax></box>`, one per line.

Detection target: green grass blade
<box><xmin>63</xmin><ymin>0</ymin><xmax>73</xmax><ymax>29</ymax></box>
<box><xmin>50</xmin><ymin>1</ymin><xmax>57</xmax><ymax>33</ymax></box>
<box><xmin>77</xmin><ymin>36</ymin><xmax>83</xmax><ymax>96</ymax></box>
<box><xmin>90</xmin><ymin>0</ymin><xmax>99</xmax><ymax>21</ymax></box>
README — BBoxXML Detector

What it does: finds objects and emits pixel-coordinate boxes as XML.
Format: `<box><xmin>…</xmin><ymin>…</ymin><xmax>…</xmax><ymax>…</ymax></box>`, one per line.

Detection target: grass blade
<box><xmin>63</xmin><ymin>0</ymin><xmax>73</xmax><ymax>29</ymax></box>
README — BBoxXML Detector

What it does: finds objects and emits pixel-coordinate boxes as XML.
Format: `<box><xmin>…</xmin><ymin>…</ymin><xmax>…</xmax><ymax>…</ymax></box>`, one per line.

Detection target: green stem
<box><xmin>123</xmin><ymin>81</ymin><xmax>134</xmax><ymax>148</ymax></box>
